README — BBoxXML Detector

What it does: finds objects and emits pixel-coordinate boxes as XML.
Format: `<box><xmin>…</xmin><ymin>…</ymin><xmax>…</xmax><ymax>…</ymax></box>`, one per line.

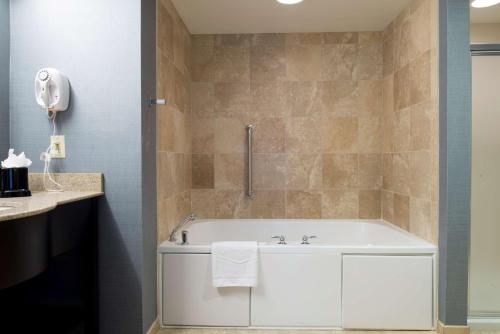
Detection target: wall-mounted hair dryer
<box><xmin>35</xmin><ymin>68</ymin><xmax>70</xmax><ymax>192</ymax></box>
<box><xmin>34</xmin><ymin>68</ymin><xmax>70</xmax><ymax>113</ymax></box>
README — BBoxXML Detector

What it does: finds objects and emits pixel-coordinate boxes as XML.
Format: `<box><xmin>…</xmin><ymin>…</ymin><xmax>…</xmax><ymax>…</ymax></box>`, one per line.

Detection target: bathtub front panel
<box><xmin>162</xmin><ymin>254</ymin><xmax>250</xmax><ymax>327</ymax></box>
<box><xmin>250</xmin><ymin>249</ymin><xmax>342</xmax><ymax>327</ymax></box>
<box><xmin>342</xmin><ymin>255</ymin><xmax>434</xmax><ymax>329</ymax></box>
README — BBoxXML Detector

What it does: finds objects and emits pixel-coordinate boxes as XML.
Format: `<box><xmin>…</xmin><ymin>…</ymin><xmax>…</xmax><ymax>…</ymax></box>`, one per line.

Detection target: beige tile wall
<box><xmin>156</xmin><ymin>0</ymin><xmax>439</xmax><ymax>244</ymax></box>
<box><xmin>157</xmin><ymin>0</ymin><xmax>192</xmax><ymax>244</ymax></box>
<box><xmin>190</xmin><ymin>32</ymin><xmax>384</xmax><ymax>219</ymax></box>
<box><xmin>381</xmin><ymin>0</ymin><xmax>439</xmax><ymax>243</ymax></box>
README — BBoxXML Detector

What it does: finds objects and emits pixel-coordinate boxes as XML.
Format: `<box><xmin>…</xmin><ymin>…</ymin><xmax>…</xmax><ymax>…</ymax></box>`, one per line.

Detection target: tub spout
<box><xmin>169</xmin><ymin>213</ymin><xmax>196</xmax><ymax>243</ymax></box>
<box><xmin>181</xmin><ymin>230</ymin><xmax>189</xmax><ymax>245</ymax></box>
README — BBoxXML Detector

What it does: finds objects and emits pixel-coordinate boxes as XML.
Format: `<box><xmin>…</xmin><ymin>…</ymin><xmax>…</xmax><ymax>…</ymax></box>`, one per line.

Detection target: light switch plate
<box><xmin>50</xmin><ymin>135</ymin><xmax>66</xmax><ymax>159</ymax></box>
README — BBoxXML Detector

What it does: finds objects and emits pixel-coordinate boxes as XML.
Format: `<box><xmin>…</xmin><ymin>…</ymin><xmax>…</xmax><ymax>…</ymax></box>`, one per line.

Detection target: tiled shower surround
<box><xmin>156</xmin><ymin>0</ymin><xmax>192</xmax><ymax>244</ymax></box>
<box><xmin>380</xmin><ymin>0</ymin><xmax>438</xmax><ymax>243</ymax></box>
<box><xmin>190</xmin><ymin>32</ymin><xmax>384</xmax><ymax>221</ymax></box>
<box><xmin>157</xmin><ymin>0</ymin><xmax>438</xmax><ymax>244</ymax></box>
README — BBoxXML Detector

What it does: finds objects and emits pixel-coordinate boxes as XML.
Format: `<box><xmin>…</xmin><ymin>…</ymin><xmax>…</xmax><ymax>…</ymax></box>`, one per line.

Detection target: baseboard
<box><xmin>468</xmin><ymin>316</ymin><xmax>500</xmax><ymax>330</ymax></box>
<box><xmin>438</xmin><ymin>321</ymin><xmax>470</xmax><ymax>334</ymax></box>
<box><xmin>147</xmin><ymin>317</ymin><xmax>160</xmax><ymax>334</ymax></box>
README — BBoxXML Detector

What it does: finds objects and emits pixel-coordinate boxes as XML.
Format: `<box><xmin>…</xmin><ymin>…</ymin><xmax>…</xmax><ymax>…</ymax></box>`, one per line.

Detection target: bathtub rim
<box><xmin>158</xmin><ymin>219</ymin><xmax>437</xmax><ymax>254</ymax></box>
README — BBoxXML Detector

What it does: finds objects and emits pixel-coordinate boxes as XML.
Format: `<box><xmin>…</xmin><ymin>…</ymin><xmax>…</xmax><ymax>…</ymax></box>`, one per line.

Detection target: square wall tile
<box><xmin>357</xmin><ymin>80</ymin><xmax>383</xmax><ymax>117</ymax></box>
<box><xmin>359</xmin><ymin>153</ymin><xmax>382</xmax><ymax>189</ymax></box>
<box><xmin>394</xmin><ymin>64</ymin><xmax>411</xmax><ymax>110</ymax></box>
<box><xmin>322</xmin><ymin>189</ymin><xmax>359</xmax><ymax>219</ymax></box>
<box><xmin>280</xmin><ymin>81</ymin><xmax>319</xmax><ymax>117</ymax></box>
<box><xmin>285</xmin><ymin>117</ymin><xmax>322</xmax><ymax>154</ymax></box>
<box><xmin>215</xmin><ymin>34</ymin><xmax>251</xmax><ymax>47</ymax></box>
<box><xmin>356</xmin><ymin>43</ymin><xmax>383</xmax><ymax>80</ymax></box>
<box><xmin>410</xmin><ymin>100</ymin><xmax>436</xmax><ymax>151</ymax></box>
<box><xmin>392</xmin><ymin>152</ymin><xmax>410</xmax><ymax>195</ymax></box>
<box><xmin>192</xmin><ymin>117</ymin><xmax>214</xmax><ymax>154</ymax></box>
<box><xmin>409</xmin><ymin>150</ymin><xmax>432</xmax><ymax>199</ymax></box>
<box><xmin>252</xmin><ymin>81</ymin><xmax>285</xmax><ymax>117</ymax></box>
<box><xmin>393</xmin><ymin>193</ymin><xmax>410</xmax><ymax>230</ymax></box>
<box><xmin>253</xmin><ymin>118</ymin><xmax>286</xmax><ymax>153</ymax></box>
<box><xmin>191</xmin><ymin>35</ymin><xmax>215</xmax><ymax>82</ymax></box>
<box><xmin>214</xmin><ymin>117</ymin><xmax>247</xmax><ymax>153</ymax></box>
<box><xmin>157</xmin><ymin>1</ymin><xmax>174</xmax><ymax>60</ymax></box>
<box><xmin>358</xmin><ymin>116</ymin><xmax>381</xmax><ymax>153</ymax></box>
<box><xmin>382</xmin><ymin>190</ymin><xmax>394</xmax><ymax>222</ymax></box>
<box><xmin>393</xmin><ymin>108</ymin><xmax>411</xmax><ymax>152</ymax></box>
<box><xmin>409</xmin><ymin>197</ymin><xmax>432</xmax><ymax>241</ymax></box>
<box><xmin>251</xmin><ymin>33</ymin><xmax>286</xmax><ymax>47</ymax></box>
<box><xmin>285</xmin><ymin>154</ymin><xmax>323</xmax><ymax>190</ymax></box>
<box><xmin>323</xmin><ymin>32</ymin><xmax>358</xmax><ymax>44</ymax></box>
<box><xmin>382</xmin><ymin>153</ymin><xmax>394</xmax><ymax>191</ymax></box>
<box><xmin>286</xmin><ymin>44</ymin><xmax>322</xmax><ymax>81</ymax></box>
<box><xmin>286</xmin><ymin>33</ymin><xmax>324</xmax><ymax>45</ymax></box>
<box><xmin>359</xmin><ymin>189</ymin><xmax>381</xmax><ymax>219</ymax></box>
<box><xmin>323</xmin><ymin>154</ymin><xmax>358</xmax><ymax>188</ymax></box>
<box><xmin>214</xmin><ymin>82</ymin><xmax>251</xmax><ymax>116</ymax></box>
<box><xmin>214</xmin><ymin>46</ymin><xmax>250</xmax><ymax>82</ymax></box>
<box><xmin>214</xmin><ymin>154</ymin><xmax>245</xmax><ymax>190</ymax></box>
<box><xmin>192</xmin><ymin>154</ymin><xmax>214</xmax><ymax>189</ymax></box>
<box><xmin>191</xmin><ymin>82</ymin><xmax>214</xmax><ymax>117</ymax></box>
<box><xmin>191</xmin><ymin>189</ymin><xmax>215</xmax><ymax>218</ymax></box>
<box><xmin>215</xmin><ymin>190</ymin><xmax>251</xmax><ymax>218</ymax></box>
<box><xmin>253</xmin><ymin>154</ymin><xmax>286</xmax><ymax>190</ymax></box>
<box><xmin>286</xmin><ymin>190</ymin><xmax>322</xmax><ymax>219</ymax></box>
<box><xmin>321</xmin><ymin>44</ymin><xmax>357</xmax><ymax>81</ymax></box>
<box><xmin>322</xmin><ymin>116</ymin><xmax>358</xmax><ymax>153</ymax></box>
<box><xmin>251</xmin><ymin>190</ymin><xmax>286</xmax><ymax>218</ymax></box>
<box><xmin>250</xmin><ymin>45</ymin><xmax>286</xmax><ymax>82</ymax></box>
<box><xmin>409</xmin><ymin>50</ymin><xmax>431</xmax><ymax>106</ymax></box>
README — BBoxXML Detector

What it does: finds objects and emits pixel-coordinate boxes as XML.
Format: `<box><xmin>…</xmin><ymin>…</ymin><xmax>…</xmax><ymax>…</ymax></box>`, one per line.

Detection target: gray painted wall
<box><xmin>438</xmin><ymin>0</ymin><xmax>471</xmax><ymax>326</ymax></box>
<box><xmin>0</xmin><ymin>0</ymin><xmax>9</xmax><ymax>155</ymax></box>
<box><xmin>9</xmin><ymin>0</ymin><xmax>156</xmax><ymax>332</ymax></box>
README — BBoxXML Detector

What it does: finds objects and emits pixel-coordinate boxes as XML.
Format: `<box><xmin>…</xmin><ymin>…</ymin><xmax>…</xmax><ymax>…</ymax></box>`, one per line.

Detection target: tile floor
<box><xmin>156</xmin><ymin>329</ymin><xmax>500</xmax><ymax>334</ymax></box>
<box><xmin>157</xmin><ymin>330</ymin><xmax>434</xmax><ymax>334</ymax></box>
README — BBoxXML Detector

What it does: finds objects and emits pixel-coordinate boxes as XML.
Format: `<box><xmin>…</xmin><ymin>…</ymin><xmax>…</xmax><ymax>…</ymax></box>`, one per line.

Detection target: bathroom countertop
<box><xmin>0</xmin><ymin>190</ymin><xmax>104</xmax><ymax>222</ymax></box>
<box><xmin>0</xmin><ymin>173</ymin><xmax>104</xmax><ymax>222</ymax></box>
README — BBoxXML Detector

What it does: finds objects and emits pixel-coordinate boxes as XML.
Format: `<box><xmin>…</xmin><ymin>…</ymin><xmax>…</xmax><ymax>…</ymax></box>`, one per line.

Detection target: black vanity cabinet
<box><xmin>0</xmin><ymin>199</ymin><xmax>98</xmax><ymax>333</ymax></box>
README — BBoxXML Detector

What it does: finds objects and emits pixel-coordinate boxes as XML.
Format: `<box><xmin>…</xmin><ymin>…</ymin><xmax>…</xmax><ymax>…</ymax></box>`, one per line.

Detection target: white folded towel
<box><xmin>211</xmin><ymin>241</ymin><xmax>258</xmax><ymax>288</ymax></box>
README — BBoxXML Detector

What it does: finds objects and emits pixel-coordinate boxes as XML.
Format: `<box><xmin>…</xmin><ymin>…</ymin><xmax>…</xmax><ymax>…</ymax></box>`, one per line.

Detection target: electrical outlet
<box><xmin>50</xmin><ymin>135</ymin><xmax>66</xmax><ymax>159</ymax></box>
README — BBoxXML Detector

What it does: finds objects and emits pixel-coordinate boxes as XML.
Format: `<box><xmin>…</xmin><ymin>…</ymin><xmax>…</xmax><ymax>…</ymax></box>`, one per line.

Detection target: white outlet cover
<box><xmin>50</xmin><ymin>135</ymin><xmax>66</xmax><ymax>159</ymax></box>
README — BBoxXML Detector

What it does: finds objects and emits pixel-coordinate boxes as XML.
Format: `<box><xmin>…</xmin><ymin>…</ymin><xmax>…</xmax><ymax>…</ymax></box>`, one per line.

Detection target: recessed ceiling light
<box><xmin>471</xmin><ymin>0</ymin><xmax>500</xmax><ymax>8</ymax></box>
<box><xmin>276</xmin><ymin>0</ymin><xmax>304</xmax><ymax>5</ymax></box>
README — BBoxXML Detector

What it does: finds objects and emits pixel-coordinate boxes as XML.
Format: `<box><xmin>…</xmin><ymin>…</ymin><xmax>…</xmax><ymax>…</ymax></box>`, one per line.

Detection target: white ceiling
<box><xmin>171</xmin><ymin>0</ymin><xmax>413</xmax><ymax>34</ymax></box>
<box><xmin>471</xmin><ymin>4</ymin><xmax>500</xmax><ymax>24</ymax></box>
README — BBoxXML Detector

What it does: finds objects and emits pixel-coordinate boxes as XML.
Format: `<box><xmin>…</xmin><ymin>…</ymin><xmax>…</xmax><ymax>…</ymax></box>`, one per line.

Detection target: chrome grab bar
<box><xmin>169</xmin><ymin>213</ymin><xmax>196</xmax><ymax>243</ymax></box>
<box><xmin>246</xmin><ymin>124</ymin><xmax>255</xmax><ymax>199</ymax></box>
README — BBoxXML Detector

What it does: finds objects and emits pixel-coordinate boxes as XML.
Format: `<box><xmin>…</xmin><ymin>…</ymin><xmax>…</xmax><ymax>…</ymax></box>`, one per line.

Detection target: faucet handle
<box><xmin>271</xmin><ymin>235</ymin><xmax>287</xmax><ymax>245</ymax></box>
<box><xmin>301</xmin><ymin>235</ymin><xmax>317</xmax><ymax>244</ymax></box>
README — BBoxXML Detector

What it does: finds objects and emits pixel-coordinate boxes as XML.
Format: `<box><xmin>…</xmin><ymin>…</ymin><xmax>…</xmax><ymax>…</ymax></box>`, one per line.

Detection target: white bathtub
<box><xmin>158</xmin><ymin>219</ymin><xmax>437</xmax><ymax>330</ymax></box>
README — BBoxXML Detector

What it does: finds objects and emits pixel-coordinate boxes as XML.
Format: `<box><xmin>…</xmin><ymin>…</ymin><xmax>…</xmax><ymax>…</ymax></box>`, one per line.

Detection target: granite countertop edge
<box><xmin>0</xmin><ymin>191</ymin><xmax>104</xmax><ymax>223</ymax></box>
